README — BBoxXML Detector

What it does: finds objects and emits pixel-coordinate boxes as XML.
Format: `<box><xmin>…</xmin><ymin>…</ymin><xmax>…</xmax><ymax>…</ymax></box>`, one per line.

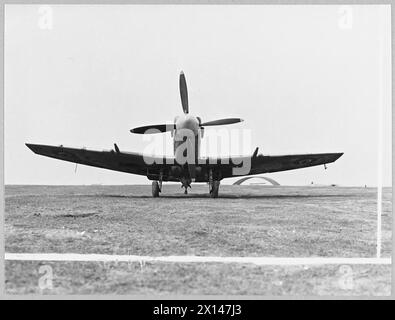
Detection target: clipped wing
<box><xmin>26</xmin><ymin>143</ymin><xmax>174</xmax><ymax>177</ymax></box>
<box><xmin>205</xmin><ymin>152</ymin><xmax>343</xmax><ymax>178</ymax></box>
<box><xmin>26</xmin><ymin>144</ymin><xmax>343</xmax><ymax>182</ymax></box>
<box><xmin>249</xmin><ymin>152</ymin><xmax>343</xmax><ymax>175</ymax></box>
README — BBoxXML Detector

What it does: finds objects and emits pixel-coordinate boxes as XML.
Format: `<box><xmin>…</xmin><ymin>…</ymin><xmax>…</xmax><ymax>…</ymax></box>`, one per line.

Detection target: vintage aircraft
<box><xmin>26</xmin><ymin>71</ymin><xmax>343</xmax><ymax>198</ymax></box>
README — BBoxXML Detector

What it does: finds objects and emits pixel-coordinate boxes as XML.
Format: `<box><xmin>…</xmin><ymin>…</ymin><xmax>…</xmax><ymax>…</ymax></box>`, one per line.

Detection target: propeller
<box><xmin>180</xmin><ymin>72</ymin><xmax>243</xmax><ymax>128</ymax></box>
<box><xmin>179</xmin><ymin>71</ymin><xmax>189</xmax><ymax>114</ymax></box>
<box><xmin>130</xmin><ymin>124</ymin><xmax>175</xmax><ymax>134</ymax></box>
<box><xmin>200</xmin><ymin>118</ymin><xmax>243</xmax><ymax>127</ymax></box>
<box><xmin>130</xmin><ymin>71</ymin><xmax>243</xmax><ymax>134</ymax></box>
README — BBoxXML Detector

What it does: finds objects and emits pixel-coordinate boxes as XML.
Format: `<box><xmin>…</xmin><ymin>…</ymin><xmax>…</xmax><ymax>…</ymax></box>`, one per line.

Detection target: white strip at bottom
<box><xmin>5</xmin><ymin>253</ymin><xmax>391</xmax><ymax>266</ymax></box>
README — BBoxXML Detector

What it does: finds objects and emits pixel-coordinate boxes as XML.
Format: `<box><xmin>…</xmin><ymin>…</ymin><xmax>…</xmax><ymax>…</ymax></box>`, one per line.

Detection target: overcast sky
<box><xmin>5</xmin><ymin>5</ymin><xmax>391</xmax><ymax>186</ymax></box>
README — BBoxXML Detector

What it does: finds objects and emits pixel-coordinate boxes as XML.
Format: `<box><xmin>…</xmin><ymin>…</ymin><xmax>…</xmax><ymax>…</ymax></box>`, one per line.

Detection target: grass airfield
<box><xmin>5</xmin><ymin>184</ymin><xmax>392</xmax><ymax>295</ymax></box>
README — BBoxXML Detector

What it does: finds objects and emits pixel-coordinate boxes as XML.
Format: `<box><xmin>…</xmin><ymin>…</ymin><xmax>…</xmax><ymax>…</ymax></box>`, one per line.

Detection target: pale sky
<box><xmin>5</xmin><ymin>5</ymin><xmax>392</xmax><ymax>186</ymax></box>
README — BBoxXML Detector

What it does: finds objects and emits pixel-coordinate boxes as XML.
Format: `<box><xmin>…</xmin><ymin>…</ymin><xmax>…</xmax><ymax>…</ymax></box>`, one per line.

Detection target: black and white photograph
<box><xmin>3</xmin><ymin>3</ymin><xmax>392</xmax><ymax>298</ymax></box>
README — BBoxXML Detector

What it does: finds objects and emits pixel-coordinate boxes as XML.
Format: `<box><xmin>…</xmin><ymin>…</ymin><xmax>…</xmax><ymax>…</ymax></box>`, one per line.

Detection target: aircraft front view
<box><xmin>26</xmin><ymin>71</ymin><xmax>343</xmax><ymax>198</ymax></box>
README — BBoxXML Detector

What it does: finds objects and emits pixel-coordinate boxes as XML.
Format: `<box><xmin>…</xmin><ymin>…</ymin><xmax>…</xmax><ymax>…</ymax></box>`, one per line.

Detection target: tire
<box><xmin>210</xmin><ymin>181</ymin><xmax>220</xmax><ymax>198</ymax></box>
<box><xmin>152</xmin><ymin>181</ymin><xmax>160</xmax><ymax>197</ymax></box>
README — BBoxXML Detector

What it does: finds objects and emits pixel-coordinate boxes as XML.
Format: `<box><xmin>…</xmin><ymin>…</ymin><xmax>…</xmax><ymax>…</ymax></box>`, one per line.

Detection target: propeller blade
<box><xmin>130</xmin><ymin>124</ymin><xmax>175</xmax><ymax>134</ymax></box>
<box><xmin>200</xmin><ymin>118</ymin><xmax>243</xmax><ymax>127</ymax></box>
<box><xmin>179</xmin><ymin>71</ymin><xmax>189</xmax><ymax>114</ymax></box>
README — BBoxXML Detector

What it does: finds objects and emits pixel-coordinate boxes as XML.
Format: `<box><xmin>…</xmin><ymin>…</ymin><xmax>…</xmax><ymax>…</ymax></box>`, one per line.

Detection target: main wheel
<box><xmin>152</xmin><ymin>181</ymin><xmax>160</xmax><ymax>197</ymax></box>
<box><xmin>210</xmin><ymin>181</ymin><xmax>220</xmax><ymax>198</ymax></box>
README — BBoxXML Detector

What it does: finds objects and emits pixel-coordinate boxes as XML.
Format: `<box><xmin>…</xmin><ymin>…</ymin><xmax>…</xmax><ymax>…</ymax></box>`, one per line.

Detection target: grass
<box><xmin>5</xmin><ymin>261</ymin><xmax>391</xmax><ymax>296</ymax></box>
<box><xmin>4</xmin><ymin>184</ymin><xmax>392</xmax><ymax>295</ymax></box>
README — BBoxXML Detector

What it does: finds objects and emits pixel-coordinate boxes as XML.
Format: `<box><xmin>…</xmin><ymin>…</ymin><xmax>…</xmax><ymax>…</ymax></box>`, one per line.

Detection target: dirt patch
<box><xmin>59</xmin><ymin>212</ymin><xmax>99</xmax><ymax>218</ymax></box>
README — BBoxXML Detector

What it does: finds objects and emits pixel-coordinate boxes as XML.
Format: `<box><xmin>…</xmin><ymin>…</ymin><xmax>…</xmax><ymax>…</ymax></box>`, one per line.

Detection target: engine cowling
<box><xmin>169</xmin><ymin>165</ymin><xmax>183</xmax><ymax>177</ymax></box>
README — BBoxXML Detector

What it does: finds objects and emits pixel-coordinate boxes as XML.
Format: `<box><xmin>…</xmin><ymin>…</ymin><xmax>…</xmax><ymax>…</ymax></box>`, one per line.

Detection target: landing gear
<box><xmin>182</xmin><ymin>183</ymin><xmax>190</xmax><ymax>194</ymax></box>
<box><xmin>208</xmin><ymin>168</ymin><xmax>220</xmax><ymax>198</ymax></box>
<box><xmin>152</xmin><ymin>181</ymin><xmax>161</xmax><ymax>197</ymax></box>
<box><xmin>209</xmin><ymin>180</ymin><xmax>220</xmax><ymax>198</ymax></box>
<box><xmin>180</xmin><ymin>177</ymin><xmax>191</xmax><ymax>195</ymax></box>
<box><xmin>151</xmin><ymin>171</ymin><xmax>163</xmax><ymax>197</ymax></box>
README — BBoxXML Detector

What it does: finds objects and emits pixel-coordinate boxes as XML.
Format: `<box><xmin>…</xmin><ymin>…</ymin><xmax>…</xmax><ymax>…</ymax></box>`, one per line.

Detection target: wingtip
<box><xmin>333</xmin><ymin>152</ymin><xmax>344</xmax><ymax>162</ymax></box>
<box><xmin>25</xmin><ymin>143</ymin><xmax>34</xmax><ymax>150</ymax></box>
<box><xmin>25</xmin><ymin>143</ymin><xmax>40</xmax><ymax>154</ymax></box>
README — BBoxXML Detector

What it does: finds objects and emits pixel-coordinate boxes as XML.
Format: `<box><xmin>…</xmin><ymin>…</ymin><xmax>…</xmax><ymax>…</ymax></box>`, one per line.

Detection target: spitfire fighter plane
<box><xmin>26</xmin><ymin>71</ymin><xmax>343</xmax><ymax>198</ymax></box>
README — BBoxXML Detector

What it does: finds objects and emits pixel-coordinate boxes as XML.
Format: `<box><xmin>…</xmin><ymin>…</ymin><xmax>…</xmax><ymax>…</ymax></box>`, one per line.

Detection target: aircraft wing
<box><xmin>26</xmin><ymin>143</ymin><xmax>343</xmax><ymax>181</ymax></box>
<box><xmin>209</xmin><ymin>152</ymin><xmax>343</xmax><ymax>179</ymax></box>
<box><xmin>25</xmin><ymin>143</ymin><xmax>175</xmax><ymax>178</ymax></box>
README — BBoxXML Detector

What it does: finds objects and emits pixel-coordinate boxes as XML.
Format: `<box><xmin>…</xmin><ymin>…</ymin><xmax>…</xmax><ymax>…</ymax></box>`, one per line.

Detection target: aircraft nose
<box><xmin>176</xmin><ymin>116</ymin><xmax>199</xmax><ymax>134</ymax></box>
<box><xmin>185</xmin><ymin>117</ymin><xmax>199</xmax><ymax>131</ymax></box>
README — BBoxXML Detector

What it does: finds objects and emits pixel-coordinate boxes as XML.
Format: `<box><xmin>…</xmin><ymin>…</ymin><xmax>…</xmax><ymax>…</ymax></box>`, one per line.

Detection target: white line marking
<box><xmin>376</xmin><ymin>5</ymin><xmax>385</xmax><ymax>259</ymax></box>
<box><xmin>5</xmin><ymin>253</ymin><xmax>391</xmax><ymax>266</ymax></box>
